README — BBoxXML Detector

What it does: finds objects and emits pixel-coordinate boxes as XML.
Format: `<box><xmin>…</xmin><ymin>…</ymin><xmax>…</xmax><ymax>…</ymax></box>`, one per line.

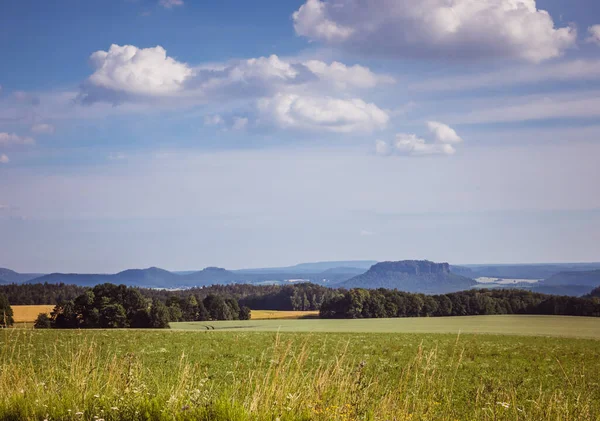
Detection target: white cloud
<box><xmin>159</xmin><ymin>0</ymin><xmax>183</xmax><ymax>8</ymax></box>
<box><xmin>374</xmin><ymin>139</ymin><xmax>391</xmax><ymax>156</ymax></box>
<box><xmin>427</xmin><ymin>121</ymin><xmax>462</xmax><ymax>144</ymax></box>
<box><xmin>0</xmin><ymin>132</ymin><xmax>35</xmax><ymax>146</ymax></box>
<box><xmin>377</xmin><ymin>122</ymin><xmax>462</xmax><ymax>157</ymax></box>
<box><xmin>394</xmin><ymin>134</ymin><xmax>456</xmax><ymax>156</ymax></box>
<box><xmin>204</xmin><ymin>114</ymin><xmax>224</xmax><ymax>126</ymax></box>
<box><xmin>232</xmin><ymin>117</ymin><xmax>249</xmax><ymax>131</ymax></box>
<box><xmin>587</xmin><ymin>25</ymin><xmax>600</xmax><ymax>46</ymax></box>
<box><xmin>78</xmin><ymin>47</ymin><xmax>391</xmax><ymax>105</ymax></box>
<box><xmin>360</xmin><ymin>229</ymin><xmax>375</xmax><ymax>236</ymax></box>
<box><xmin>258</xmin><ymin>93</ymin><xmax>389</xmax><ymax>133</ymax></box>
<box><xmin>303</xmin><ymin>60</ymin><xmax>394</xmax><ymax>89</ymax></box>
<box><xmin>79</xmin><ymin>44</ymin><xmax>194</xmax><ymax>103</ymax></box>
<box><xmin>31</xmin><ymin>123</ymin><xmax>55</xmax><ymax>134</ymax></box>
<box><xmin>0</xmin><ymin>154</ymin><xmax>8</xmax><ymax>164</ymax></box>
<box><xmin>293</xmin><ymin>0</ymin><xmax>576</xmax><ymax>63</ymax></box>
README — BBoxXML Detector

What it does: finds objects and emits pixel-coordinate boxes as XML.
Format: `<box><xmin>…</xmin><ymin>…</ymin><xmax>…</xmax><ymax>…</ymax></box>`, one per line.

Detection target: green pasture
<box><xmin>171</xmin><ymin>314</ymin><xmax>600</xmax><ymax>338</ymax></box>
<box><xmin>1</xmin><ymin>316</ymin><xmax>600</xmax><ymax>420</ymax></box>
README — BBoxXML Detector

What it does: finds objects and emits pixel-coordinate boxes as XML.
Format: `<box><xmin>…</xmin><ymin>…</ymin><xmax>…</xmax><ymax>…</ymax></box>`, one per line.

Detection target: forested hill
<box><xmin>341</xmin><ymin>260</ymin><xmax>476</xmax><ymax>294</ymax></box>
<box><xmin>543</xmin><ymin>270</ymin><xmax>600</xmax><ymax>287</ymax></box>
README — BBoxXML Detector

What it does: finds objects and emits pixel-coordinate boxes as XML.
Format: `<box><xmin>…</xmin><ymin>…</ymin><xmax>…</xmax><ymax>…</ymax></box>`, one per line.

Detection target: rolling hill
<box><xmin>0</xmin><ymin>268</ymin><xmax>44</xmax><ymax>284</ymax></box>
<box><xmin>542</xmin><ymin>270</ymin><xmax>600</xmax><ymax>287</ymax></box>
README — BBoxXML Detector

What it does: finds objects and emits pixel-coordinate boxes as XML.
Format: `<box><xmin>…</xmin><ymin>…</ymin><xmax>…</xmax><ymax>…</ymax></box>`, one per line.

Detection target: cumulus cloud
<box><xmin>0</xmin><ymin>132</ymin><xmax>35</xmax><ymax>146</ymax></box>
<box><xmin>587</xmin><ymin>25</ymin><xmax>600</xmax><ymax>46</ymax></box>
<box><xmin>377</xmin><ymin>121</ymin><xmax>463</xmax><ymax>157</ymax></box>
<box><xmin>31</xmin><ymin>123</ymin><xmax>55</xmax><ymax>134</ymax></box>
<box><xmin>427</xmin><ymin>121</ymin><xmax>462</xmax><ymax>144</ymax></box>
<box><xmin>159</xmin><ymin>0</ymin><xmax>183</xmax><ymax>8</ymax></box>
<box><xmin>258</xmin><ymin>93</ymin><xmax>389</xmax><ymax>133</ymax></box>
<box><xmin>303</xmin><ymin>60</ymin><xmax>394</xmax><ymax>89</ymax></box>
<box><xmin>293</xmin><ymin>0</ymin><xmax>576</xmax><ymax>63</ymax></box>
<box><xmin>0</xmin><ymin>154</ymin><xmax>8</xmax><ymax>164</ymax></box>
<box><xmin>78</xmin><ymin>47</ymin><xmax>391</xmax><ymax>105</ymax></box>
<box><xmin>79</xmin><ymin>44</ymin><xmax>194</xmax><ymax>103</ymax></box>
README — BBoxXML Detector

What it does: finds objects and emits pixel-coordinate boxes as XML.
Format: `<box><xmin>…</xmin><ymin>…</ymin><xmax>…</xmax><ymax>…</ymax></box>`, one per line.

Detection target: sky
<box><xmin>1</xmin><ymin>0</ymin><xmax>600</xmax><ymax>273</ymax></box>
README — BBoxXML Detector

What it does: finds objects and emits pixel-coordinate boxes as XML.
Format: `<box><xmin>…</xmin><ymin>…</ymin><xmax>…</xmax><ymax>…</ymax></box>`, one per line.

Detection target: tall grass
<box><xmin>0</xmin><ymin>328</ymin><xmax>597</xmax><ymax>420</ymax></box>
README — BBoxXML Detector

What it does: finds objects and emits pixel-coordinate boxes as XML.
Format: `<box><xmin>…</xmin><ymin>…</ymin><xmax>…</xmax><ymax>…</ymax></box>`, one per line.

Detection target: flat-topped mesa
<box><xmin>371</xmin><ymin>260</ymin><xmax>450</xmax><ymax>275</ymax></box>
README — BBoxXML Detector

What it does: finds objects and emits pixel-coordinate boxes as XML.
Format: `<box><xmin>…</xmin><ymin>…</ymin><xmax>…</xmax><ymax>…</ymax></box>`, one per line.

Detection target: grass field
<box><xmin>1</xmin><ymin>316</ymin><xmax>599</xmax><ymax>420</ymax></box>
<box><xmin>171</xmin><ymin>314</ymin><xmax>600</xmax><ymax>338</ymax></box>
<box><xmin>11</xmin><ymin>305</ymin><xmax>54</xmax><ymax>323</ymax></box>
<box><xmin>250</xmin><ymin>310</ymin><xmax>319</xmax><ymax>320</ymax></box>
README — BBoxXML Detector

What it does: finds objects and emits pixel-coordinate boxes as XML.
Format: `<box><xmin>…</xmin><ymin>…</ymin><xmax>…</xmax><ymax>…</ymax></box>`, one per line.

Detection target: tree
<box><xmin>203</xmin><ymin>295</ymin><xmax>233</xmax><ymax>320</ymax></box>
<box><xmin>99</xmin><ymin>303</ymin><xmax>128</xmax><ymax>328</ymax></box>
<box><xmin>149</xmin><ymin>299</ymin><xmax>171</xmax><ymax>328</ymax></box>
<box><xmin>239</xmin><ymin>306</ymin><xmax>251</xmax><ymax>320</ymax></box>
<box><xmin>52</xmin><ymin>301</ymin><xmax>80</xmax><ymax>329</ymax></box>
<box><xmin>0</xmin><ymin>293</ymin><xmax>14</xmax><ymax>327</ymax></box>
<box><xmin>34</xmin><ymin>313</ymin><xmax>52</xmax><ymax>329</ymax></box>
<box><xmin>196</xmin><ymin>299</ymin><xmax>210</xmax><ymax>321</ymax></box>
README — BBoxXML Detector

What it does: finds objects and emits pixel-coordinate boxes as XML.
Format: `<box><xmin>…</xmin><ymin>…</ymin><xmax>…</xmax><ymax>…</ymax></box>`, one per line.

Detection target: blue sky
<box><xmin>1</xmin><ymin>0</ymin><xmax>600</xmax><ymax>273</ymax></box>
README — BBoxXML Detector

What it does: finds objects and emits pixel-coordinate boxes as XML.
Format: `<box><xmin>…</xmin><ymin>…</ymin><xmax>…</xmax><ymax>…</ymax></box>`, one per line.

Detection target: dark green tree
<box><xmin>99</xmin><ymin>303</ymin><xmax>128</xmax><ymax>328</ymax></box>
<box><xmin>0</xmin><ymin>293</ymin><xmax>14</xmax><ymax>327</ymax></box>
<box><xmin>34</xmin><ymin>313</ymin><xmax>52</xmax><ymax>329</ymax></box>
<box><xmin>239</xmin><ymin>306</ymin><xmax>251</xmax><ymax>320</ymax></box>
<box><xmin>149</xmin><ymin>299</ymin><xmax>171</xmax><ymax>328</ymax></box>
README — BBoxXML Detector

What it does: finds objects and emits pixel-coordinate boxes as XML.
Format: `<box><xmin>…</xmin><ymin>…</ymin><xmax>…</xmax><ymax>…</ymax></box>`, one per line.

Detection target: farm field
<box><xmin>10</xmin><ymin>305</ymin><xmax>54</xmax><ymax>323</ymax></box>
<box><xmin>171</xmin><ymin>314</ymin><xmax>600</xmax><ymax>339</ymax></box>
<box><xmin>1</xmin><ymin>319</ymin><xmax>600</xmax><ymax>420</ymax></box>
<box><xmin>250</xmin><ymin>309</ymin><xmax>319</xmax><ymax>319</ymax></box>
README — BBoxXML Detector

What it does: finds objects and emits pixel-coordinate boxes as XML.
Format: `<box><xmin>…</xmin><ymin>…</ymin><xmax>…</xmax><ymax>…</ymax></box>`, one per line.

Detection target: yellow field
<box><xmin>11</xmin><ymin>305</ymin><xmax>55</xmax><ymax>323</ymax></box>
<box><xmin>250</xmin><ymin>310</ymin><xmax>319</xmax><ymax>320</ymax></box>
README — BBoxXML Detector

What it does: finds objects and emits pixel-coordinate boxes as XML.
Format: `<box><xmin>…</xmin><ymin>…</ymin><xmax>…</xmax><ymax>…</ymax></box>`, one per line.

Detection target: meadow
<box><xmin>171</xmin><ymin>314</ymin><xmax>600</xmax><ymax>338</ymax></box>
<box><xmin>1</xmin><ymin>315</ymin><xmax>600</xmax><ymax>420</ymax></box>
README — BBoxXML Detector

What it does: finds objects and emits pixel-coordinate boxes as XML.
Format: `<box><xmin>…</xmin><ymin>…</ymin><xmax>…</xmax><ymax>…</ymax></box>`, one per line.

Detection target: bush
<box><xmin>34</xmin><ymin>313</ymin><xmax>52</xmax><ymax>329</ymax></box>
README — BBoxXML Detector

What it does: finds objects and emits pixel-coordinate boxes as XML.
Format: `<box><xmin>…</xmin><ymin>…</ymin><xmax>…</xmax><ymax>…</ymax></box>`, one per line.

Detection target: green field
<box><xmin>171</xmin><ymin>314</ymin><xmax>600</xmax><ymax>338</ymax></box>
<box><xmin>1</xmin><ymin>316</ymin><xmax>600</xmax><ymax>420</ymax></box>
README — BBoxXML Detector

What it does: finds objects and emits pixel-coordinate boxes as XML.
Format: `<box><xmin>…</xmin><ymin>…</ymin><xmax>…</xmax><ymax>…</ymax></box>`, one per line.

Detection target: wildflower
<box><xmin>75</xmin><ymin>412</ymin><xmax>83</xmax><ymax>416</ymax></box>
<box><xmin>94</xmin><ymin>394</ymin><xmax>100</xmax><ymax>398</ymax></box>
<box><xmin>111</xmin><ymin>407</ymin><xmax>119</xmax><ymax>411</ymax></box>
<box><xmin>496</xmin><ymin>402</ymin><xmax>510</xmax><ymax>409</ymax></box>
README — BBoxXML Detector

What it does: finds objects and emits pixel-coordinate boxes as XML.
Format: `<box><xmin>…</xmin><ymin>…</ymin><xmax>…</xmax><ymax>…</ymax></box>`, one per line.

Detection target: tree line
<box><xmin>33</xmin><ymin>283</ymin><xmax>250</xmax><ymax>329</ymax></box>
<box><xmin>319</xmin><ymin>288</ymin><xmax>600</xmax><ymax>319</ymax></box>
<box><xmin>0</xmin><ymin>282</ymin><xmax>333</xmax><ymax>311</ymax></box>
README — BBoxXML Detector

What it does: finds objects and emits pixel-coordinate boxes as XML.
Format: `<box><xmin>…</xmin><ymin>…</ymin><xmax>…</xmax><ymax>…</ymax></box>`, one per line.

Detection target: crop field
<box><xmin>171</xmin><ymin>314</ymin><xmax>600</xmax><ymax>339</ymax></box>
<box><xmin>1</xmin><ymin>318</ymin><xmax>600</xmax><ymax>421</ymax></box>
<box><xmin>11</xmin><ymin>305</ymin><xmax>55</xmax><ymax>323</ymax></box>
<box><xmin>250</xmin><ymin>310</ymin><xmax>319</xmax><ymax>320</ymax></box>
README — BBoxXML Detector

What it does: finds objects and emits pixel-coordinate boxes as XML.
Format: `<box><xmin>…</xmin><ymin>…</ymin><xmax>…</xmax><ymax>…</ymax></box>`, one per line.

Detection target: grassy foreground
<box><xmin>1</xmin><ymin>326</ymin><xmax>600</xmax><ymax>420</ymax></box>
<box><xmin>171</xmin><ymin>315</ymin><xmax>600</xmax><ymax>339</ymax></box>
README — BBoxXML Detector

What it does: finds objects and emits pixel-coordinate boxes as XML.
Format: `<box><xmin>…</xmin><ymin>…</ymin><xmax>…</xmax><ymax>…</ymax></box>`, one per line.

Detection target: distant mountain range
<box><xmin>0</xmin><ymin>268</ymin><xmax>43</xmax><ymax>284</ymax></box>
<box><xmin>2</xmin><ymin>260</ymin><xmax>600</xmax><ymax>296</ymax></box>
<box><xmin>342</xmin><ymin>260</ymin><xmax>476</xmax><ymax>294</ymax></box>
<box><xmin>4</xmin><ymin>260</ymin><xmax>373</xmax><ymax>289</ymax></box>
